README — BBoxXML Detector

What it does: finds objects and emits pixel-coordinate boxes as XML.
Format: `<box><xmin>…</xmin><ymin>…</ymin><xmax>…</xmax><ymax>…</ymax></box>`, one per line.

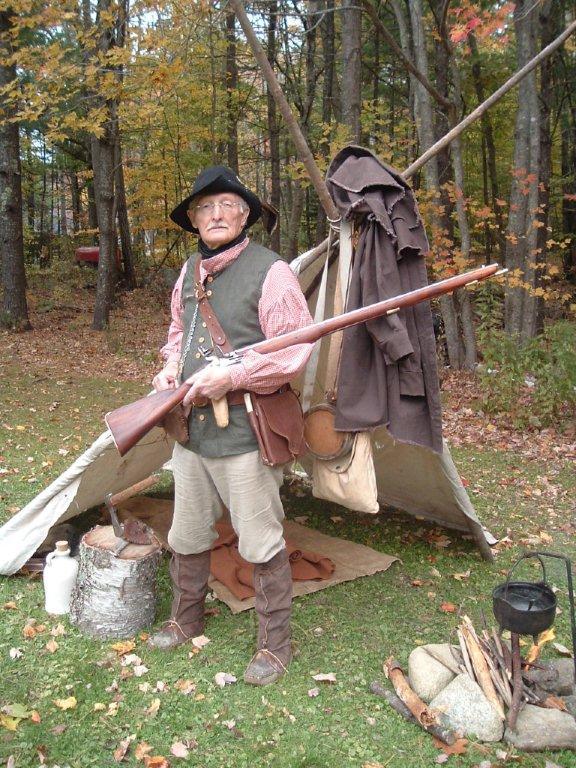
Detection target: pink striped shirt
<box><xmin>160</xmin><ymin>238</ymin><xmax>314</xmax><ymax>394</ymax></box>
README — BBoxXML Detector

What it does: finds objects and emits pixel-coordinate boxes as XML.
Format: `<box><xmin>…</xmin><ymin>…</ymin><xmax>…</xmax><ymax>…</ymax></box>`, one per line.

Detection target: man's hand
<box><xmin>152</xmin><ymin>361</ymin><xmax>179</xmax><ymax>392</ymax></box>
<box><xmin>183</xmin><ymin>365</ymin><xmax>233</xmax><ymax>406</ymax></box>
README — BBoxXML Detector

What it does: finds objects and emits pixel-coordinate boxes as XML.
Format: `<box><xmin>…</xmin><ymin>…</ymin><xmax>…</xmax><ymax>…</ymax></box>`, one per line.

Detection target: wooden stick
<box><xmin>460</xmin><ymin>621</ymin><xmax>505</xmax><ymax>720</ymax></box>
<box><xmin>383</xmin><ymin>657</ymin><xmax>440</xmax><ymax>728</ymax></box>
<box><xmin>508</xmin><ymin>633</ymin><xmax>524</xmax><ymax>731</ymax></box>
<box><xmin>370</xmin><ymin>681</ymin><xmax>457</xmax><ymax>745</ymax></box>
<box><xmin>422</xmin><ymin>646</ymin><xmax>462</xmax><ymax>676</ymax></box>
<box><xmin>457</xmin><ymin>628</ymin><xmax>476</xmax><ymax>681</ymax></box>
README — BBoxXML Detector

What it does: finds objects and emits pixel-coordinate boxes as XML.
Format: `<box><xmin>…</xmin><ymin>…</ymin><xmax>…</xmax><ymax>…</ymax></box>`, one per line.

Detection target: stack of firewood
<box><xmin>371</xmin><ymin>614</ymin><xmax>563</xmax><ymax>744</ymax></box>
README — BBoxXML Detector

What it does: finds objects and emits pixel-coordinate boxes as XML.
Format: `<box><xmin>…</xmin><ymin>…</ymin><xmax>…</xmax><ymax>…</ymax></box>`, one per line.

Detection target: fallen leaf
<box><xmin>45</xmin><ymin>638</ymin><xmax>59</xmax><ymax>653</ymax></box>
<box><xmin>174</xmin><ymin>679</ymin><xmax>196</xmax><ymax>695</ymax></box>
<box><xmin>144</xmin><ymin>698</ymin><xmax>161</xmax><ymax>717</ymax></box>
<box><xmin>50</xmin><ymin>623</ymin><xmax>66</xmax><ymax>636</ymax></box>
<box><xmin>543</xmin><ymin>695</ymin><xmax>567</xmax><ymax>711</ymax></box>
<box><xmin>135</xmin><ymin>741</ymin><xmax>154</xmax><ymax>760</ymax></box>
<box><xmin>106</xmin><ymin>680</ymin><xmax>119</xmax><ymax>693</ymax></box>
<box><xmin>155</xmin><ymin>680</ymin><xmax>168</xmax><ymax>692</ymax></box>
<box><xmin>222</xmin><ymin>719</ymin><xmax>236</xmax><ymax>729</ymax></box>
<box><xmin>111</xmin><ymin>640</ymin><xmax>136</xmax><ymax>656</ymax></box>
<box><xmin>440</xmin><ymin>602</ymin><xmax>456</xmax><ymax>613</ymax></box>
<box><xmin>138</xmin><ymin>682</ymin><xmax>152</xmax><ymax>693</ymax></box>
<box><xmin>133</xmin><ymin>665</ymin><xmax>149</xmax><ymax>677</ymax></box>
<box><xmin>9</xmin><ymin>647</ymin><xmax>23</xmax><ymax>659</ymax></box>
<box><xmin>312</xmin><ymin>672</ymin><xmax>336</xmax><ymax>683</ymax></box>
<box><xmin>435</xmin><ymin>755</ymin><xmax>449</xmax><ymax>765</ymax></box>
<box><xmin>50</xmin><ymin>724</ymin><xmax>67</xmax><ymax>735</ymax></box>
<box><xmin>2</xmin><ymin>704</ymin><xmax>31</xmax><ymax>719</ymax></box>
<box><xmin>3</xmin><ymin>602</ymin><xmax>17</xmax><ymax>610</ymax></box>
<box><xmin>30</xmin><ymin>710</ymin><xmax>41</xmax><ymax>723</ymax></box>
<box><xmin>170</xmin><ymin>741</ymin><xmax>189</xmax><ymax>758</ymax></box>
<box><xmin>191</xmin><ymin>635</ymin><xmax>210</xmax><ymax>649</ymax></box>
<box><xmin>214</xmin><ymin>672</ymin><xmax>237</xmax><ymax>687</ymax></box>
<box><xmin>53</xmin><ymin>696</ymin><xmax>77</xmax><ymax>710</ymax></box>
<box><xmin>526</xmin><ymin>627</ymin><xmax>555</xmax><ymax>664</ymax></box>
<box><xmin>93</xmin><ymin>703</ymin><xmax>106</xmax><ymax>711</ymax></box>
<box><xmin>452</xmin><ymin>570</ymin><xmax>470</xmax><ymax>581</ymax></box>
<box><xmin>121</xmin><ymin>653</ymin><xmax>142</xmax><ymax>666</ymax></box>
<box><xmin>552</xmin><ymin>642</ymin><xmax>573</xmax><ymax>657</ymax></box>
<box><xmin>7</xmin><ymin>757</ymin><xmax>15</xmax><ymax>768</ymax></box>
<box><xmin>144</xmin><ymin>757</ymin><xmax>170</xmax><ymax>768</ymax></box>
<box><xmin>308</xmin><ymin>687</ymin><xmax>320</xmax><ymax>697</ymax></box>
<box><xmin>36</xmin><ymin>744</ymin><xmax>48</xmax><ymax>764</ymax></box>
<box><xmin>0</xmin><ymin>714</ymin><xmax>20</xmax><ymax>731</ymax></box>
<box><xmin>114</xmin><ymin>735</ymin><xmax>134</xmax><ymax>762</ymax></box>
<box><xmin>107</xmin><ymin>702</ymin><xmax>120</xmax><ymax>717</ymax></box>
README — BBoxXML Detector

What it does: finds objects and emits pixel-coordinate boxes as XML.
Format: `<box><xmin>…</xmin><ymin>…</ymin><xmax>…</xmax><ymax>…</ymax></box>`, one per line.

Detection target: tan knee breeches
<box><xmin>168</xmin><ymin>443</ymin><xmax>286</xmax><ymax>564</ymax></box>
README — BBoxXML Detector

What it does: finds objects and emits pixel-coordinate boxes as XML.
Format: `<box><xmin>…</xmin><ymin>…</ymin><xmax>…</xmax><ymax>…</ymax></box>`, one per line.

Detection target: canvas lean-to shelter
<box><xmin>0</xmin><ymin>219</ymin><xmax>495</xmax><ymax>576</ymax></box>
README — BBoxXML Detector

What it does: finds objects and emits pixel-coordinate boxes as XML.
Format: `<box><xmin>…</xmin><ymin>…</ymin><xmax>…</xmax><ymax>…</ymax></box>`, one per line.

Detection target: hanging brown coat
<box><xmin>325</xmin><ymin>145</ymin><xmax>443</xmax><ymax>453</ymax></box>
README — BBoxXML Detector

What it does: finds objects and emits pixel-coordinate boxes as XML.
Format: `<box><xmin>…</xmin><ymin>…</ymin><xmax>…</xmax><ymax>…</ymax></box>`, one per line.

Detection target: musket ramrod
<box><xmin>105</xmin><ymin>263</ymin><xmax>503</xmax><ymax>456</ymax></box>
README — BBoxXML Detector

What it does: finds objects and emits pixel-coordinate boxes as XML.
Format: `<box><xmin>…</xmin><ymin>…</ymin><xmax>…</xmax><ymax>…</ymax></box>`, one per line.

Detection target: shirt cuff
<box><xmin>228</xmin><ymin>363</ymin><xmax>249</xmax><ymax>390</ymax></box>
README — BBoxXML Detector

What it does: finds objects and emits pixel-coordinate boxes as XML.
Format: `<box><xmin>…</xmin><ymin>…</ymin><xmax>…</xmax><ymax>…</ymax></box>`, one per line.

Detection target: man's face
<box><xmin>188</xmin><ymin>191</ymin><xmax>249</xmax><ymax>249</ymax></box>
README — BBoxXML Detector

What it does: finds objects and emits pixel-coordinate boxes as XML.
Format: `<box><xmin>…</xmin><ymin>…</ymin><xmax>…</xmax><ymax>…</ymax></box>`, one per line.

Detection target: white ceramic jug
<box><xmin>43</xmin><ymin>540</ymin><xmax>79</xmax><ymax>614</ymax></box>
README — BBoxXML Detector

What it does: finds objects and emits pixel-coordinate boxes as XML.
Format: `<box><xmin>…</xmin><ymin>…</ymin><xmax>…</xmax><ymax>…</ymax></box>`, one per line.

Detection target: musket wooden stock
<box><xmin>105</xmin><ymin>263</ymin><xmax>501</xmax><ymax>456</ymax></box>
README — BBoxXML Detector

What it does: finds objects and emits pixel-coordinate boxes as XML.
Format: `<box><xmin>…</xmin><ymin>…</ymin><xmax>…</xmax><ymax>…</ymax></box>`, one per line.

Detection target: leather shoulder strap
<box><xmin>193</xmin><ymin>258</ymin><xmax>233</xmax><ymax>354</ymax></box>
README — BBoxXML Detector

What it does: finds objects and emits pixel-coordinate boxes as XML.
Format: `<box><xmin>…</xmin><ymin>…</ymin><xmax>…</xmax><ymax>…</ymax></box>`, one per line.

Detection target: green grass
<box><xmin>1</xmin><ymin>363</ymin><xmax>575</xmax><ymax>767</ymax></box>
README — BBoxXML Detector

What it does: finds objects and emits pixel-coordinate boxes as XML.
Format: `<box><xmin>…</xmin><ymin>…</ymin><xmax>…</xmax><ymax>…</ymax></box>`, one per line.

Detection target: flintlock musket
<box><xmin>105</xmin><ymin>263</ymin><xmax>505</xmax><ymax>456</ymax></box>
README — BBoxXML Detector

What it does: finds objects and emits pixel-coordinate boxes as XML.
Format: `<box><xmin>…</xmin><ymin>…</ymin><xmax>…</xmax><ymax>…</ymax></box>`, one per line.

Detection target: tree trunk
<box><xmin>341</xmin><ymin>0</ymin><xmax>362</xmax><ymax>142</ymax></box>
<box><xmin>0</xmin><ymin>10</ymin><xmax>31</xmax><ymax>331</ymax></box>
<box><xmin>114</xmin><ymin>139</ymin><xmax>136</xmax><ymax>289</ymax></box>
<box><xmin>534</xmin><ymin>0</ymin><xmax>555</xmax><ymax>333</ymax></box>
<box><xmin>403</xmin><ymin>0</ymin><xmax>463</xmax><ymax>367</ymax></box>
<box><xmin>266</xmin><ymin>1</ymin><xmax>280</xmax><ymax>252</ymax></box>
<box><xmin>69</xmin><ymin>171</ymin><xmax>81</xmax><ymax>232</ymax></box>
<box><xmin>505</xmin><ymin>0</ymin><xmax>541</xmax><ymax>339</ymax></box>
<box><xmin>91</xmin><ymin>122</ymin><xmax>117</xmax><ymax>330</ymax></box>
<box><xmin>225</xmin><ymin>10</ymin><xmax>239</xmax><ymax>173</ymax></box>
<box><xmin>468</xmin><ymin>34</ymin><xmax>506</xmax><ymax>262</ymax></box>
<box><xmin>561</xmin><ymin>107</ymin><xmax>576</xmax><ymax>282</ymax></box>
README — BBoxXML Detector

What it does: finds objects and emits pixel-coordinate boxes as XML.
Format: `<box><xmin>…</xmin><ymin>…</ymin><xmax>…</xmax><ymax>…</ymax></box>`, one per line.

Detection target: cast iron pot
<box><xmin>493</xmin><ymin>580</ymin><xmax>556</xmax><ymax>635</ymax></box>
<box><xmin>493</xmin><ymin>554</ymin><xmax>557</xmax><ymax>636</ymax></box>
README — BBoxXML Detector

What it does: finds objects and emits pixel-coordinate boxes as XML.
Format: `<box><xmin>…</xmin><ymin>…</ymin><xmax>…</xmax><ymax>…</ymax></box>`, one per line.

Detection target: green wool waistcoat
<box><xmin>179</xmin><ymin>243</ymin><xmax>279</xmax><ymax>458</ymax></box>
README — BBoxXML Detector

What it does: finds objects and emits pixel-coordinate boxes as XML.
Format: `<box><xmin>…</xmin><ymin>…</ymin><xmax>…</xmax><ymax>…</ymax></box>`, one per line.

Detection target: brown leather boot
<box><xmin>147</xmin><ymin>551</ymin><xmax>210</xmax><ymax>650</ymax></box>
<box><xmin>244</xmin><ymin>548</ymin><xmax>292</xmax><ymax>686</ymax></box>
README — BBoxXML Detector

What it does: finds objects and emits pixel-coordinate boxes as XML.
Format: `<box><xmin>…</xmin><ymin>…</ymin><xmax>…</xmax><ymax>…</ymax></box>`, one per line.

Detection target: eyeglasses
<box><xmin>193</xmin><ymin>200</ymin><xmax>245</xmax><ymax>215</ymax></box>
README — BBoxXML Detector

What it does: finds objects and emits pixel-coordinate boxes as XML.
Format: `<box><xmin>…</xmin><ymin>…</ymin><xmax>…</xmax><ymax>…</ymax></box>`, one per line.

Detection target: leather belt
<box><xmin>191</xmin><ymin>390</ymin><xmax>248</xmax><ymax>408</ymax></box>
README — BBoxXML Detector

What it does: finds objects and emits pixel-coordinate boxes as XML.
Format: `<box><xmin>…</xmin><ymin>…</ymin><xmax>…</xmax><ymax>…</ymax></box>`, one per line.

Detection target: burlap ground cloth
<box><xmin>119</xmin><ymin>497</ymin><xmax>399</xmax><ymax>614</ymax></box>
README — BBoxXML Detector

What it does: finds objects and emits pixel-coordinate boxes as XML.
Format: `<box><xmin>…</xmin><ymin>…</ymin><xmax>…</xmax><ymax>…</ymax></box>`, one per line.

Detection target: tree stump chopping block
<box><xmin>69</xmin><ymin>525</ymin><xmax>162</xmax><ymax>639</ymax></box>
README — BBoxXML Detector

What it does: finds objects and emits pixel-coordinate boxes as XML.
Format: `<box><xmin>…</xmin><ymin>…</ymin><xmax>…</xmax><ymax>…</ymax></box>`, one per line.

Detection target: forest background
<box><xmin>1</xmin><ymin>0</ymin><xmax>576</xmax><ymax>429</ymax></box>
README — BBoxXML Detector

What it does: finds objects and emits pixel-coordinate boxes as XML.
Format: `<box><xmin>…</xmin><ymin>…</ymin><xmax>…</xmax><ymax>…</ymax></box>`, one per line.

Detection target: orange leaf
<box><xmin>134</xmin><ymin>742</ymin><xmax>154</xmax><ymax>761</ymax></box>
<box><xmin>30</xmin><ymin>710</ymin><xmax>41</xmax><ymax>723</ymax></box>
<box><xmin>144</xmin><ymin>757</ymin><xmax>170</xmax><ymax>768</ymax></box>
<box><xmin>440</xmin><ymin>602</ymin><xmax>456</xmax><ymax>613</ymax></box>
<box><xmin>110</xmin><ymin>640</ymin><xmax>136</xmax><ymax>656</ymax></box>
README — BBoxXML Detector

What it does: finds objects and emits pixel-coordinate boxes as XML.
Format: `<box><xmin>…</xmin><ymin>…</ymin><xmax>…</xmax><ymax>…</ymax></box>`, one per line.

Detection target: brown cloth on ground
<box><xmin>210</xmin><ymin>522</ymin><xmax>335</xmax><ymax>600</ymax></box>
<box><xmin>325</xmin><ymin>145</ymin><xmax>443</xmax><ymax>453</ymax></box>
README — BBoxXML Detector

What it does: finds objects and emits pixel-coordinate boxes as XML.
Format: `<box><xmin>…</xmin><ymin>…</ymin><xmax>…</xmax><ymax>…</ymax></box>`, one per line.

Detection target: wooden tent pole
<box><xmin>227</xmin><ymin>0</ymin><xmax>340</xmax><ymax>223</ymax></box>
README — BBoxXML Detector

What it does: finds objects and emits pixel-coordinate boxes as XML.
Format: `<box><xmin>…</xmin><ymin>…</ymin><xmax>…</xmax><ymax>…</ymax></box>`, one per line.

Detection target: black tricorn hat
<box><xmin>170</xmin><ymin>165</ymin><xmax>263</xmax><ymax>234</ymax></box>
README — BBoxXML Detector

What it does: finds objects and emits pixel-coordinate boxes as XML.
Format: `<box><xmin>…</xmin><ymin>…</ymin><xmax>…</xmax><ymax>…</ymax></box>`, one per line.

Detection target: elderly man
<box><xmin>148</xmin><ymin>166</ymin><xmax>313</xmax><ymax>687</ymax></box>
